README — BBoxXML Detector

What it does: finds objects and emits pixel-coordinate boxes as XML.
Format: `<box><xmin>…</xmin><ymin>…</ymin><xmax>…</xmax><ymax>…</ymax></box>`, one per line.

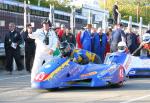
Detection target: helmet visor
<box><xmin>60</xmin><ymin>48</ymin><xmax>68</xmax><ymax>56</ymax></box>
<box><xmin>118</xmin><ymin>46</ymin><xmax>126</xmax><ymax>50</ymax></box>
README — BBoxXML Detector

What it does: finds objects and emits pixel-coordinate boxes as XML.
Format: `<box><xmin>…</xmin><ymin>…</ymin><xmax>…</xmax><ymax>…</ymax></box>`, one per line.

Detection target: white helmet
<box><xmin>142</xmin><ymin>33</ymin><xmax>150</xmax><ymax>43</ymax></box>
<box><xmin>117</xmin><ymin>41</ymin><xmax>127</xmax><ymax>52</ymax></box>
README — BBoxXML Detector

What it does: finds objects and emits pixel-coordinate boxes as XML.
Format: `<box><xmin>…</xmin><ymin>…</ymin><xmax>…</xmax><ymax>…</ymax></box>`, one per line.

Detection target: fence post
<box><xmin>139</xmin><ymin>17</ymin><xmax>143</xmax><ymax>36</ymax></box>
<box><xmin>128</xmin><ymin>16</ymin><xmax>132</xmax><ymax>28</ymax></box>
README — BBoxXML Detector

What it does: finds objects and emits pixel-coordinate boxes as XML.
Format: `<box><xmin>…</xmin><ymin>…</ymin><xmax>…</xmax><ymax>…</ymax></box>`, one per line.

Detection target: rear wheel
<box><xmin>46</xmin><ymin>88</ymin><xmax>59</xmax><ymax>91</ymax></box>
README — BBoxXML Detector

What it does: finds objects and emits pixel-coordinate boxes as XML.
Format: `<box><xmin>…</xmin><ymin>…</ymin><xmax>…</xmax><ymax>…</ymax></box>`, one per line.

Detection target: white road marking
<box><xmin>0</xmin><ymin>75</ymin><xmax>30</xmax><ymax>81</ymax></box>
<box><xmin>120</xmin><ymin>95</ymin><xmax>150</xmax><ymax>103</ymax></box>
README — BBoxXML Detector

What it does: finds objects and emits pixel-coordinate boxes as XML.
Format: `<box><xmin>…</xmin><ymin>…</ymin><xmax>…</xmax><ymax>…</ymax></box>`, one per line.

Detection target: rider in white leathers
<box><xmin>29</xmin><ymin>19</ymin><xmax>58</xmax><ymax>82</ymax></box>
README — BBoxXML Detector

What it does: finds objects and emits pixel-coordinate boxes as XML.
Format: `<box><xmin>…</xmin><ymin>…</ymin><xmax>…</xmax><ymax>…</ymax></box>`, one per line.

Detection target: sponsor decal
<box><xmin>102</xmin><ymin>76</ymin><xmax>112</xmax><ymax>81</ymax></box>
<box><xmin>45</xmin><ymin>64</ymin><xmax>51</xmax><ymax>68</ymax></box>
<box><xmin>69</xmin><ymin>66</ymin><xmax>80</xmax><ymax>76</ymax></box>
<box><xmin>108</xmin><ymin>65</ymin><xmax>117</xmax><ymax>73</ymax></box>
<box><xmin>119</xmin><ymin>66</ymin><xmax>124</xmax><ymax>79</ymax></box>
<box><xmin>129</xmin><ymin>70</ymin><xmax>136</xmax><ymax>74</ymax></box>
<box><xmin>35</xmin><ymin>72</ymin><xmax>49</xmax><ymax>82</ymax></box>
<box><xmin>44</xmin><ymin>60</ymin><xmax>70</xmax><ymax>80</ymax></box>
<box><xmin>98</xmin><ymin>65</ymin><xmax>117</xmax><ymax>78</ymax></box>
<box><xmin>80</xmin><ymin>71</ymin><xmax>97</xmax><ymax>78</ymax></box>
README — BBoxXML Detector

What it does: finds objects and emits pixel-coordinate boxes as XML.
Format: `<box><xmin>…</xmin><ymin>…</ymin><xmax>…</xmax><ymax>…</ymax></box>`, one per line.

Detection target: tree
<box><xmin>99</xmin><ymin>0</ymin><xmax>150</xmax><ymax>25</ymax></box>
<box><xmin>16</xmin><ymin>0</ymin><xmax>71</xmax><ymax>12</ymax></box>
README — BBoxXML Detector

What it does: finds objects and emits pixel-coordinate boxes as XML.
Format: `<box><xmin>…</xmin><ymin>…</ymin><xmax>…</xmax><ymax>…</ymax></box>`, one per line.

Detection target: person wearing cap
<box><xmin>29</xmin><ymin>18</ymin><xmax>58</xmax><ymax>82</ymax></box>
<box><xmin>22</xmin><ymin>23</ymin><xmax>36</xmax><ymax>73</ymax></box>
<box><xmin>80</xmin><ymin>24</ymin><xmax>92</xmax><ymax>51</ymax></box>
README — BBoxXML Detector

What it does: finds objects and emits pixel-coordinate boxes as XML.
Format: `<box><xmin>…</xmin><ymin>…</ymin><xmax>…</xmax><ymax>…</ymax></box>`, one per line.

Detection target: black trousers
<box><xmin>5</xmin><ymin>47</ymin><xmax>23</xmax><ymax>72</ymax></box>
<box><xmin>113</xmin><ymin>15</ymin><xmax>118</xmax><ymax>24</ymax></box>
<box><xmin>25</xmin><ymin>47</ymin><xmax>35</xmax><ymax>72</ymax></box>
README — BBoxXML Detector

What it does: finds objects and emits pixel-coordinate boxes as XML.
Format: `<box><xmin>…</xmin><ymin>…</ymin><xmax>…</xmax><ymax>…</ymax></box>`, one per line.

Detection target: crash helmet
<box><xmin>41</xmin><ymin>18</ymin><xmax>52</xmax><ymax>27</ymax></box>
<box><xmin>69</xmin><ymin>43</ymin><xmax>75</xmax><ymax>50</ymax></box>
<box><xmin>117</xmin><ymin>41</ymin><xmax>127</xmax><ymax>52</ymax></box>
<box><xmin>142</xmin><ymin>33</ymin><xmax>150</xmax><ymax>43</ymax></box>
<box><xmin>59</xmin><ymin>41</ymin><xmax>71</xmax><ymax>57</ymax></box>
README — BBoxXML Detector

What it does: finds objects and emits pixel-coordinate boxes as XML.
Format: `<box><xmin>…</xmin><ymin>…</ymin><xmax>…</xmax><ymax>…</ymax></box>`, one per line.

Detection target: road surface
<box><xmin>0</xmin><ymin>70</ymin><xmax>150</xmax><ymax>103</ymax></box>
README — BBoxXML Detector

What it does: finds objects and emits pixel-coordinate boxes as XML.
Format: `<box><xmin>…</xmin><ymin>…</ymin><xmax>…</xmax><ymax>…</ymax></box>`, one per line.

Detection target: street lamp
<box><xmin>49</xmin><ymin>4</ymin><xmax>55</xmax><ymax>26</ymax></box>
<box><xmin>65</xmin><ymin>1</ymin><xmax>83</xmax><ymax>33</ymax></box>
<box><xmin>24</xmin><ymin>0</ymin><xmax>27</xmax><ymax>30</ymax></box>
<box><xmin>70</xmin><ymin>6</ymin><xmax>76</xmax><ymax>33</ymax></box>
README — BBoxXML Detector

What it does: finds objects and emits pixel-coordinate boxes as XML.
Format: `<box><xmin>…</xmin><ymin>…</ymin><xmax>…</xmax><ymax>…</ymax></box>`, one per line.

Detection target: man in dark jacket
<box><xmin>22</xmin><ymin>24</ymin><xmax>36</xmax><ymax>73</ymax></box>
<box><xmin>125</xmin><ymin>27</ymin><xmax>140</xmax><ymax>54</ymax></box>
<box><xmin>110</xmin><ymin>23</ymin><xmax>126</xmax><ymax>52</ymax></box>
<box><xmin>4</xmin><ymin>23</ymin><xmax>23</xmax><ymax>74</ymax></box>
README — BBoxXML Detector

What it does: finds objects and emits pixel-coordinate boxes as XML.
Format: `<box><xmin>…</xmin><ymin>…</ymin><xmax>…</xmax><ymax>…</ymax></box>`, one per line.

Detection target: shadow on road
<box><xmin>33</xmin><ymin>78</ymin><xmax>150</xmax><ymax>93</ymax></box>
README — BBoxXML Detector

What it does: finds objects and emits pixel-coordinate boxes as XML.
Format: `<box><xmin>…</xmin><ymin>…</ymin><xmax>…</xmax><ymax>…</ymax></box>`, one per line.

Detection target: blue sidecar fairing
<box><xmin>31</xmin><ymin>57</ymin><xmax>126</xmax><ymax>89</ymax></box>
<box><xmin>104</xmin><ymin>52</ymin><xmax>150</xmax><ymax>77</ymax></box>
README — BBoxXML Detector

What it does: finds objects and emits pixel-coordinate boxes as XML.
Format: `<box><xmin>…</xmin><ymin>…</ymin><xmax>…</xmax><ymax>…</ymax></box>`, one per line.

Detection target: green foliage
<box><xmin>100</xmin><ymin>0</ymin><xmax>150</xmax><ymax>25</ymax></box>
<box><xmin>16</xmin><ymin>0</ymin><xmax>71</xmax><ymax>12</ymax></box>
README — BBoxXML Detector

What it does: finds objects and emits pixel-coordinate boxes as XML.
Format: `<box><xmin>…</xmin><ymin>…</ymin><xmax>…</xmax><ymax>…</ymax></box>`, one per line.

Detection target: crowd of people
<box><xmin>4</xmin><ymin>19</ymin><xmax>150</xmax><ymax>77</ymax></box>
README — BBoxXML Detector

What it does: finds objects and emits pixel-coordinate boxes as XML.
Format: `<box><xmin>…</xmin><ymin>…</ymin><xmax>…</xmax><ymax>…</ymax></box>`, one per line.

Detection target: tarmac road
<box><xmin>0</xmin><ymin>70</ymin><xmax>150</xmax><ymax>103</ymax></box>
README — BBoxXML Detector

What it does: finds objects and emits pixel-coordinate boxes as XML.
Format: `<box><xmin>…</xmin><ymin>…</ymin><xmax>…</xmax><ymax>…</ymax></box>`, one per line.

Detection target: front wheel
<box><xmin>111</xmin><ymin>81</ymin><xmax>124</xmax><ymax>88</ymax></box>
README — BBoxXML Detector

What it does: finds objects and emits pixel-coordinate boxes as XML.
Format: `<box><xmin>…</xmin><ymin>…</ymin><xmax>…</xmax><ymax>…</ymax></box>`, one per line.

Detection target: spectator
<box><xmin>56</xmin><ymin>24</ymin><xmax>65</xmax><ymax>41</ymax></box>
<box><xmin>112</xmin><ymin>1</ymin><xmax>120</xmax><ymax>24</ymax></box>
<box><xmin>22</xmin><ymin>24</ymin><xmax>36</xmax><ymax>73</ymax></box>
<box><xmin>91</xmin><ymin>27</ymin><xmax>97</xmax><ymax>53</ymax></box>
<box><xmin>125</xmin><ymin>27</ymin><xmax>140</xmax><ymax>54</ymax></box>
<box><xmin>132</xmin><ymin>33</ymin><xmax>150</xmax><ymax>57</ymax></box>
<box><xmin>80</xmin><ymin>24</ymin><xmax>92</xmax><ymax>51</ymax></box>
<box><xmin>29</xmin><ymin>18</ymin><xmax>58</xmax><ymax>82</ymax></box>
<box><xmin>96</xmin><ymin>27</ymin><xmax>107</xmax><ymax>62</ymax></box>
<box><xmin>53</xmin><ymin>41</ymin><xmax>60</xmax><ymax>56</ymax></box>
<box><xmin>110</xmin><ymin>23</ymin><xmax>126</xmax><ymax>52</ymax></box>
<box><xmin>105</xmin><ymin>27</ymin><xmax>112</xmax><ymax>56</ymax></box>
<box><xmin>61</xmin><ymin>28</ymin><xmax>76</xmax><ymax>46</ymax></box>
<box><xmin>76</xmin><ymin>28</ymin><xmax>84</xmax><ymax>49</ymax></box>
<box><xmin>4</xmin><ymin>22</ymin><xmax>23</xmax><ymax>74</ymax></box>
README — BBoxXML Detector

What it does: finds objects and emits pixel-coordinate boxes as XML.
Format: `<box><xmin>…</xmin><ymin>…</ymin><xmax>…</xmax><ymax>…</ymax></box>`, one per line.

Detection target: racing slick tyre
<box><xmin>46</xmin><ymin>88</ymin><xmax>59</xmax><ymax>91</ymax></box>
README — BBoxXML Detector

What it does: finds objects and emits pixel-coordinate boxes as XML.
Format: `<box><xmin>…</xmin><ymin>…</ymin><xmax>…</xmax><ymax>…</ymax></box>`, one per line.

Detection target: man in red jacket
<box><xmin>56</xmin><ymin>24</ymin><xmax>66</xmax><ymax>41</ymax></box>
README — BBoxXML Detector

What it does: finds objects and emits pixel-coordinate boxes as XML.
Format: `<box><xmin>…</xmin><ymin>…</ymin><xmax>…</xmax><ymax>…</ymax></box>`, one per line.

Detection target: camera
<box><xmin>43</xmin><ymin>36</ymin><xmax>49</xmax><ymax>45</ymax></box>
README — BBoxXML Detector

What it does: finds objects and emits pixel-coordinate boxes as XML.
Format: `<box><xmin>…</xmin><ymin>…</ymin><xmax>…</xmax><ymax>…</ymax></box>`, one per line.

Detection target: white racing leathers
<box><xmin>29</xmin><ymin>29</ymin><xmax>58</xmax><ymax>82</ymax></box>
